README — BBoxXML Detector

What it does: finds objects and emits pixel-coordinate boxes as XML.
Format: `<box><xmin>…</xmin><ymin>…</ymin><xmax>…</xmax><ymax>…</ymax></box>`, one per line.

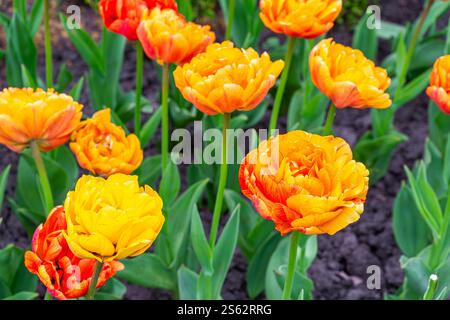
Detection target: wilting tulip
<box><xmin>259</xmin><ymin>0</ymin><xmax>342</xmax><ymax>39</ymax></box>
<box><xmin>70</xmin><ymin>109</ymin><xmax>143</xmax><ymax>177</ymax></box>
<box><xmin>64</xmin><ymin>174</ymin><xmax>164</xmax><ymax>262</ymax></box>
<box><xmin>24</xmin><ymin>207</ymin><xmax>123</xmax><ymax>300</ymax></box>
<box><xmin>427</xmin><ymin>55</ymin><xmax>450</xmax><ymax>114</ymax></box>
<box><xmin>0</xmin><ymin>88</ymin><xmax>83</xmax><ymax>153</ymax></box>
<box><xmin>99</xmin><ymin>0</ymin><xmax>178</xmax><ymax>41</ymax></box>
<box><xmin>174</xmin><ymin>41</ymin><xmax>285</xmax><ymax>115</ymax></box>
<box><xmin>310</xmin><ymin>38</ymin><xmax>392</xmax><ymax>109</ymax></box>
<box><xmin>239</xmin><ymin>130</ymin><xmax>369</xmax><ymax>235</ymax></box>
<box><xmin>137</xmin><ymin>8</ymin><xmax>215</xmax><ymax>65</ymax></box>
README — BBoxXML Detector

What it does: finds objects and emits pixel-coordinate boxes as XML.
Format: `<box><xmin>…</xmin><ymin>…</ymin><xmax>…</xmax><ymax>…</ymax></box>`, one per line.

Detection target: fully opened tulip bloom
<box><xmin>259</xmin><ymin>0</ymin><xmax>342</xmax><ymax>39</ymax></box>
<box><xmin>0</xmin><ymin>88</ymin><xmax>83</xmax><ymax>153</ymax></box>
<box><xmin>24</xmin><ymin>207</ymin><xmax>123</xmax><ymax>300</ymax></box>
<box><xmin>64</xmin><ymin>174</ymin><xmax>164</xmax><ymax>262</ymax></box>
<box><xmin>239</xmin><ymin>130</ymin><xmax>369</xmax><ymax>235</ymax></box>
<box><xmin>137</xmin><ymin>8</ymin><xmax>215</xmax><ymax>65</ymax></box>
<box><xmin>70</xmin><ymin>109</ymin><xmax>143</xmax><ymax>177</ymax></box>
<box><xmin>310</xmin><ymin>39</ymin><xmax>392</xmax><ymax>109</ymax></box>
<box><xmin>427</xmin><ymin>55</ymin><xmax>450</xmax><ymax>114</ymax></box>
<box><xmin>99</xmin><ymin>0</ymin><xmax>178</xmax><ymax>41</ymax></box>
<box><xmin>174</xmin><ymin>41</ymin><xmax>285</xmax><ymax>115</ymax></box>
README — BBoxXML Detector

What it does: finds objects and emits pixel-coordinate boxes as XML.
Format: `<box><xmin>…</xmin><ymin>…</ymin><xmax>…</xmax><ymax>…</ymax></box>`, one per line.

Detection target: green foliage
<box><xmin>0</xmin><ymin>245</ymin><xmax>38</xmax><ymax>300</ymax></box>
<box><xmin>10</xmin><ymin>147</ymin><xmax>79</xmax><ymax>236</ymax></box>
<box><xmin>337</xmin><ymin>0</ymin><xmax>377</xmax><ymax>27</ymax></box>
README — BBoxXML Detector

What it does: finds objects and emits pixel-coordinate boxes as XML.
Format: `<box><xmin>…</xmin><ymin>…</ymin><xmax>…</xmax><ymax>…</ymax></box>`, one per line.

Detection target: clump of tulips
<box><xmin>0</xmin><ymin>0</ymin><xmax>449</xmax><ymax>301</ymax></box>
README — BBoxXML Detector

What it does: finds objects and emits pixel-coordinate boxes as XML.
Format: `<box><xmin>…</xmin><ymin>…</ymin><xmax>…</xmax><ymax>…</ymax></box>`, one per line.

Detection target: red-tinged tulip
<box><xmin>99</xmin><ymin>0</ymin><xmax>178</xmax><ymax>41</ymax></box>
<box><xmin>24</xmin><ymin>207</ymin><xmax>123</xmax><ymax>300</ymax></box>
<box><xmin>427</xmin><ymin>55</ymin><xmax>450</xmax><ymax>114</ymax></box>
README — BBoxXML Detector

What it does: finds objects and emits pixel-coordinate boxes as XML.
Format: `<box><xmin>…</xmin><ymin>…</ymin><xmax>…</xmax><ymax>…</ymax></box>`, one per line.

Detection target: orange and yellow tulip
<box><xmin>137</xmin><ymin>8</ymin><xmax>215</xmax><ymax>65</ymax></box>
<box><xmin>64</xmin><ymin>174</ymin><xmax>164</xmax><ymax>262</ymax></box>
<box><xmin>173</xmin><ymin>41</ymin><xmax>285</xmax><ymax>115</ymax></box>
<box><xmin>99</xmin><ymin>0</ymin><xmax>178</xmax><ymax>41</ymax></box>
<box><xmin>70</xmin><ymin>109</ymin><xmax>143</xmax><ymax>177</ymax></box>
<box><xmin>24</xmin><ymin>207</ymin><xmax>123</xmax><ymax>300</ymax></box>
<box><xmin>310</xmin><ymin>38</ymin><xmax>392</xmax><ymax>109</ymax></box>
<box><xmin>0</xmin><ymin>88</ymin><xmax>83</xmax><ymax>153</ymax></box>
<box><xmin>239</xmin><ymin>130</ymin><xmax>369</xmax><ymax>235</ymax></box>
<box><xmin>427</xmin><ymin>55</ymin><xmax>450</xmax><ymax>114</ymax></box>
<box><xmin>259</xmin><ymin>0</ymin><xmax>342</xmax><ymax>39</ymax></box>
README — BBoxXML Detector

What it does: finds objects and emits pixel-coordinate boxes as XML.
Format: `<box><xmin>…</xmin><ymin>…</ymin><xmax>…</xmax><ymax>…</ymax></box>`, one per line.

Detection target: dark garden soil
<box><xmin>0</xmin><ymin>0</ymin><xmax>437</xmax><ymax>299</ymax></box>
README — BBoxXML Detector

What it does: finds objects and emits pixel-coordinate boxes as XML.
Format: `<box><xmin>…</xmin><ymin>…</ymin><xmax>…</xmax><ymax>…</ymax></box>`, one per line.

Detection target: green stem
<box><xmin>225</xmin><ymin>0</ymin><xmax>236</xmax><ymax>40</ymax></box>
<box><xmin>30</xmin><ymin>142</ymin><xmax>53</xmax><ymax>214</ymax></box>
<box><xmin>209</xmin><ymin>113</ymin><xmax>231</xmax><ymax>248</ymax></box>
<box><xmin>135</xmin><ymin>43</ymin><xmax>144</xmax><ymax>138</ymax></box>
<box><xmin>161</xmin><ymin>63</ymin><xmax>170</xmax><ymax>171</ymax></box>
<box><xmin>282</xmin><ymin>232</ymin><xmax>299</xmax><ymax>300</ymax></box>
<box><xmin>86</xmin><ymin>261</ymin><xmax>104</xmax><ymax>300</ymax></box>
<box><xmin>44</xmin><ymin>0</ymin><xmax>53</xmax><ymax>88</ymax></box>
<box><xmin>323</xmin><ymin>103</ymin><xmax>336</xmax><ymax>135</ymax></box>
<box><xmin>269</xmin><ymin>37</ymin><xmax>296</xmax><ymax>136</ymax></box>
<box><xmin>429</xmin><ymin>196</ymin><xmax>450</xmax><ymax>269</ymax></box>
<box><xmin>423</xmin><ymin>274</ymin><xmax>438</xmax><ymax>300</ymax></box>
<box><xmin>394</xmin><ymin>0</ymin><xmax>435</xmax><ymax>99</ymax></box>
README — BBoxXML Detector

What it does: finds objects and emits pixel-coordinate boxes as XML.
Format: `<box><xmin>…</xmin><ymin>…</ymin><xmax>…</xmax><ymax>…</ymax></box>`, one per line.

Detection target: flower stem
<box><xmin>394</xmin><ymin>0</ymin><xmax>435</xmax><ymax>99</ymax></box>
<box><xmin>269</xmin><ymin>37</ymin><xmax>296</xmax><ymax>136</ymax></box>
<box><xmin>161</xmin><ymin>63</ymin><xmax>170</xmax><ymax>171</ymax></box>
<box><xmin>323</xmin><ymin>103</ymin><xmax>336</xmax><ymax>135</ymax></box>
<box><xmin>423</xmin><ymin>274</ymin><xmax>439</xmax><ymax>300</ymax></box>
<box><xmin>86</xmin><ymin>261</ymin><xmax>104</xmax><ymax>300</ymax></box>
<box><xmin>209</xmin><ymin>113</ymin><xmax>231</xmax><ymax>248</ymax></box>
<box><xmin>282</xmin><ymin>231</ymin><xmax>299</xmax><ymax>300</ymax></box>
<box><xmin>44</xmin><ymin>0</ymin><xmax>53</xmax><ymax>89</ymax></box>
<box><xmin>30</xmin><ymin>142</ymin><xmax>53</xmax><ymax>214</ymax></box>
<box><xmin>135</xmin><ymin>42</ymin><xmax>144</xmax><ymax>138</ymax></box>
<box><xmin>225</xmin><ymin>0</ymin><xmax>236</xmax><ymax>40</ymax></box>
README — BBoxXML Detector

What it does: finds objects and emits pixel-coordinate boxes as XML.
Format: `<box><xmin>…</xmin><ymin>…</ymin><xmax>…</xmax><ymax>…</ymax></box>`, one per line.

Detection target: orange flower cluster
<box><xmin>309</xmin><ymin>39</ymin><xmax>392</xmax><ymax>109</ymax></box>
<box><xmin>99</xmin><ymin>0</ymin><xmax>178</xmax><ymax>40</ymax></box>
<box><xmin>0</xmin><ymin>88</ymin><xmax>83</xmax><ymax>153</ymax></box>
<box><xmin>70</xmin><ymin>109</ymin><xmax>143</xmax><ymax>177</ymax></box>
<box><xmin>24</xmin><ymin>207</ymin><xmax>123</xmax><ymax>300</ymax></box>
<box><xmin>259</xmin><ymin>0</ymin><xmax>342</xmax><ymax>39</ymax></box>
<box><xmin>239</xmin><ymin>130</ymin><xmax>369</xmax><ymax>235</ymax></box>
<box><xmin>174</xmin><ymin>41</ymin><xmax>285</xmax><ymax>115</ymax></box>
<box><xmin>427</xmin><ymin>55</ymin><xmax>450</xmax><ymax>114</ymax></box>
<box><xmin>137</xmin><ymin>8</ymin><xmax>215</xmax><ymax>65</ymax></box>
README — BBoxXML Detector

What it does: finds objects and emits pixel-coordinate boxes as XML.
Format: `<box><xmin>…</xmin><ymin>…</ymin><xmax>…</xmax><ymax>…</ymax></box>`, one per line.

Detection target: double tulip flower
<box><xmin>70</xmin><ymin>109</ymin><xmax>143</xmax><ymax>177</ymax></box>
<box><xmin>259</xmin><ymin>0</ymin><xmax>342</xmax><ymax>39</ymax></box>
<box><xmin>0</xmin><ymin>88</ymin><xmax>83</xmax><ymax>153</ymax></box>
<box><xmin>239</xmin><ymin>131</ymin><xmax>369</xmax><ymax>236</ymax></box>
<box><xmin>310</xmin><ymin>38</ymin><xmax>392</xmax><ymax>110</ymax></box>
<box><xmin>99</xmin><ymin>0</ymin><xmax>178</xmax><ymax>41</ymax></box>
<box><xmin>427</xmin><ymin>55</ymin><xmax>450</xmax><ymax>114</ymax></box>
<box><xmin>24</xmin><ymin>207</ymin><xmax>124</xmax><ymax>300</ymax></box>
